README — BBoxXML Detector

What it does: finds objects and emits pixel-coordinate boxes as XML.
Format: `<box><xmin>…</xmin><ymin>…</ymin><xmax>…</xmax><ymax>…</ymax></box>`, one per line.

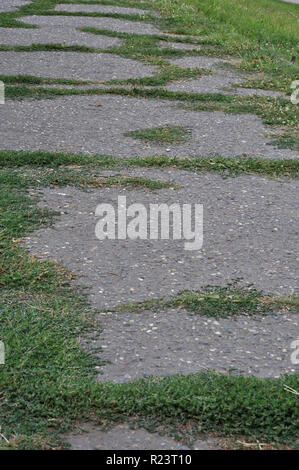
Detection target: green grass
<box><xmin>125</xmin><ymin>125</ymin><xmax>192</xmax><ymax>144</ymax></box>
<box><xmin>0</xmin><ymin>74</ymin><xmax>97</xmax><ymax>86</ymax></box>
<box><xmin>1</xmin><ymin>0</ymin><xmax>298</xmax><ymax>98</ymax></box>
<box><xmin>266</xmin><ymin>131</ymin><xmax>299</xmax><ymax>153</ymax></box>
<box><xmin>80</xmin><ymin>25</ymin><xmax>201</xmax><ymax>44</ymax></box>
<box><xmin>153</xmin><ymin>0</ymin><xmax>299</xmax><ymax>93</ymax></box>
<box><xmin>0</xmin><ymin>167</ymin><xmax>174</xmax><ymax>192</ymax></box>
<box><xmin>106</xmin><ymin>65</ymin><xmax>211</xmax><ymax>87</ymax></box>
<box><xmin>110</xmin><ymin>281</ymin><xmax>299</xmax><ymax>318</ymax></box>
<box><xmin>0</xmin><ymin>150</ymin><xmax>298</xmax><ymax>178</ymax></box>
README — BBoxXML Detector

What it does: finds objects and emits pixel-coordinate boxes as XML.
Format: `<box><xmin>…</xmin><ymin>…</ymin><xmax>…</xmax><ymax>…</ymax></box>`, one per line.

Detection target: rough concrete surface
<box><xmin>2</xmin><ymin>95</ymin><xmax>297</xmax><ymax>158</ymax></box>
<box><xmin>54</xmin><ymin>4</ymin><xmax>149</xmax><ymax>15</ymax></box>
<box><xmin>19</xmin><ymin>15</ymin><xmax>161</xmax><ymax>35</ymax></box>
<box><xmin>0</xmin><ymin>0</ymin><xmax>30</xmax><ymax>13</ymax></box>
<box><xmin>64</xmin><ymin>423</ymin><xmax>219</xmax><ymax>450</ymax></box>
<box><xmin>0</xmin><ymin>26</ymin><xmax>123</xmax><ymax>48</ymax></box>
<box><xmin>2</xmin><ymin>3</ymin><xmax>298</xmax><ymax>450</ymax></box>
<box><xmin>25</xmin><ymin>169</ymin><xmax>299</xmax><ymax>305</ymax></box>
<box><xmin>0</xmin><ymin>51</ymin><xmax>157</xmax><ymax>80</ymax></box>
<box><xmin>94</xmin><ymin>309</ymin><xmax>298</xmax><ymax>382</ymax></box>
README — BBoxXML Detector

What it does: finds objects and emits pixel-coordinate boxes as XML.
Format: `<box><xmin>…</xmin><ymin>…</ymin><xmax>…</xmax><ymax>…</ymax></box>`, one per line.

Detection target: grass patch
<box><xmin>0</xmin><ymin>74</ymin><xmax>97</xmax><ymax>86</ymax></box>
<box><xmin>124</xmin><ymin>125</ymin><xmax>192</xmax><ymax>144</ymax></box>
<box><xmin>0</xmin><ymin>150</ymin><xmax>298</xmax><ymax>179</ymax></box>
<box><xmin>111</xmin><ymin>281</ymin><xmax>299</xmax><ymax>318</ymax></box>
<box><xmin>266</xmin><ymin>131</ymin><xmax>299</xmax><ymax>153</ymax></box>
<box><xmin>106</xmin><ymin>65</ymin><xmax>211</xmax><ymax>87</ymax></box>
<box><xmin>0</xmin><ymin>43</ymin><xmax>104</xmax><ymax>53</ymax></box>
<box><xmin>0</xmin><ymin>167</ymin><xmax>174</xmax><ymax>191</ymax></box>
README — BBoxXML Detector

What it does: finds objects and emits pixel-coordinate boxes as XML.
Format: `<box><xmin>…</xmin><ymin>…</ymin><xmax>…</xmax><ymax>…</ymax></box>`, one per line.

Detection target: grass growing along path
<box><xmin>0</xmin><ymin>150</ymin><xmax>298</xmax><ymax>178</ymax></box>
<box><xmin>155</xmin><ymin>0</ymin><xmax>299</xmax><ymax>94</ymax></box>
<box><xmin>0</xmin><ymin>168</ymin><xmax>298</xmax><ymax>449</ymax></box>
<box><xmin>4</xmin><ymin>85</ymin><xmax>298</xmax><ymax>129</ymax></box>
<box><xmin>111</xmin><ymin>281</ymin><xmax>299</xmax><ymax>318</ymax></box>
<box><xmin>0</xmin><ymin>0</ymin><xmax>298</xmax><ymax>450</ymax></box>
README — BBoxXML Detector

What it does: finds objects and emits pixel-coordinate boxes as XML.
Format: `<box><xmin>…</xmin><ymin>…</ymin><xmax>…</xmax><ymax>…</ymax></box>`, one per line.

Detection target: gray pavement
<box><xmin>0</xmin><ymin>25</ymin><xmax>123</xmax><ymax>47</ymax></box>
<box><xmin>2</xmin><ymin>95</ymin><xmax>297</xmax><ymax>158</ymax></box>
<box><xmin>19</xmin><ymin>15</ymin><xmax>161</xmax><ymax>35</ymax></box>
<box><xmin>0</xmin><ymin>51</ymin><xmax>157</xmax><ymax>80</ymax></box>
<box><xmin>0</xmin><ymin>0</ymin><xmax>30</xmax><ymax>13</ymax></box>
<box><xmin>1</xmin><ymin>2</ymin><xmax>298</xmax><ymax>450</ymax></box>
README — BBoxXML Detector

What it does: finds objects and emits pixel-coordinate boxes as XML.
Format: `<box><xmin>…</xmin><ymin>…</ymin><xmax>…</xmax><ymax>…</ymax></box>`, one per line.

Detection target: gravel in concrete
<box><xmin>0</xmin><ymin>0</ymin><xmax>30</xmax><ymax>12</ymax></box>
<box><xmin>160</xmin><ymin>41</ymin><xmax>201</xmax><ymax>50</ymax></box>
<box><xmin>94</xmin><ymin>308</ymin><xmax>298</xmax><ymax>382</ymax></box>
<box><xmin>54</xmin><ymin>4</ymin><xmax>149</xmax><ymax>15</ymax></box>
<box><xmin>2</xmin><ymin>95</ymin><xmax>297</xmax><ymax>159</ymax></box>
<box><xmin>64</xmin><ymin>423</ymin><xmax>218</xmax><ymax>450</ymax></box>
<box><xmin>0</xmin><ymin>51</ymin><xmax>157</xmax><ymax>80</ymax></box>
<box><xmin>0</xmin><ymin>26</ymin><xmax>122</xmax><ymax>48</ymax></box>
<box><xmin>19</xmin><ymin>15</ymin><xmax>161</xmax><ymax>35</ymax></box>
<box><xmin>24</xmin><ymin>169</ymin><xmax>299</xmax><ymax>309</ymax></box>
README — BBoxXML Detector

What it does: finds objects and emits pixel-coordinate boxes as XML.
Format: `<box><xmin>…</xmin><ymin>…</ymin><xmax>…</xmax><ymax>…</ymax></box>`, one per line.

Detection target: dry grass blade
<box><xmin>284</xmin><ymin>385</ymin><xmax>299</xmax><ymax>396</ymax></box>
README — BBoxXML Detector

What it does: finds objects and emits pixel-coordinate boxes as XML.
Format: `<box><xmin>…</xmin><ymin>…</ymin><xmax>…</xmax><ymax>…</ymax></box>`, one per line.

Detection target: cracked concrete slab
<box><xmin>64</xmin><ymin>423</ymin><xmax>219</xmax><ymax>450</ymax></box>
<box><xmin>54</xmin><ymin>4</ymin><xmax>149</xmax><ymax>16</ymax></box>
<box><xmin>1</xmin><ymin>95</ymin><xmax>297</xmax><ymax>159</ymax></box>
<box><xmin>24</xmin><ymin>169</ymin><xmax>299</xmax><ymax>308</ymax></box>
<box><xmin>19</xmin><ymin>15</ymin><xmax>161</xmax><ymax>35</ymax></box>
<box><xmin>94</xmin><ymin>309</ymin><xmax>298</xmax><ymax>381</ymax></box>
<box><xmin>0</xmin><ymin>51</ymin><xmax>157</xmax><ymax>80</ymax></box>
<box><xmin>0</xmin><ymin>26</ymin><xmax>122</xmax><ymax>48</ymax></box>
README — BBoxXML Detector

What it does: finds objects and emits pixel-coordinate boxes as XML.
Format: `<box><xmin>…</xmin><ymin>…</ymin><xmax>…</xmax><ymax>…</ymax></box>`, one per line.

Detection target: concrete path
<box><xmin>1</xmin><ymin>0</ymin><xmax>298</xmax><ymax>451</ymax></box>
<box><xmin>0</xmin><ymin>0</ymin><xmax>30</xmax><ymax>13</ymax></box>
<box><xmin>1</xmin><ymin>95</ymin><xmax>297</xmax><ymax>158</ymax></box>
